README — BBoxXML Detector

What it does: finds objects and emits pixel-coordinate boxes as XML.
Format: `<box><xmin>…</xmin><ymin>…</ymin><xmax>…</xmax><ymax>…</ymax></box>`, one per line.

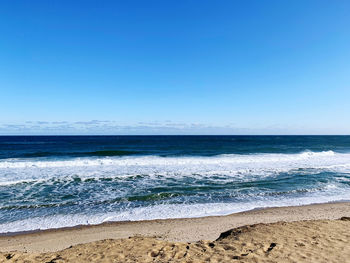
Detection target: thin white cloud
<box><xmin>0</xmin><ymin>121</ymin><xmax>348</xmax><ymax>135</ymax></box>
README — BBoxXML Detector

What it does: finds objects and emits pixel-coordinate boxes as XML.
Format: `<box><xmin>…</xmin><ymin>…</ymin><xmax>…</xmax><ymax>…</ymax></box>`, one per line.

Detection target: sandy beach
<box><xmin>1</xmin><ymin>202</ymin><xmax>350</xmax><ymax>262</ymax></box>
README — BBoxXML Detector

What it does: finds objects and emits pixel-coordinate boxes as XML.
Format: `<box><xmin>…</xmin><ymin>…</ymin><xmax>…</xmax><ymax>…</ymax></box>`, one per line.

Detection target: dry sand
<box><xmin>1</xmin><ymin>202</ymin><xmax>350</xmax><ymax>262</ymax></box>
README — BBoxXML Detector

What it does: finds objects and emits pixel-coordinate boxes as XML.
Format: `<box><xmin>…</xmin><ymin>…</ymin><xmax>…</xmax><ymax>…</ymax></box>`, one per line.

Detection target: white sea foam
<box><xmin>0</xmin><ymin>151</ymin><xmax>349</xmax><ymax>185</ymax></box>
<box><xmin>0</xmin><ymin>188</ymin><xmax>349</xmax><ymax>234</ymax></box>
<box><xmin>1</xmin><ymin>151</ymin><xmax>350</xmax><ymax>233</ymax></box>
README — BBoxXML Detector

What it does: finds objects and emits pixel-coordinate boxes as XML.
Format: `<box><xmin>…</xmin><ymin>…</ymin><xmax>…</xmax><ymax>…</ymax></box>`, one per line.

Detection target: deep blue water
<box><xmin>0</xmin><ymin>136</ymin><xmax>350</xmax><ymax>233</ymax></box>
<box><xmin>2</xmin><ymin>135</ymin><xmax>350</xmax><ymax>159</ymax></box>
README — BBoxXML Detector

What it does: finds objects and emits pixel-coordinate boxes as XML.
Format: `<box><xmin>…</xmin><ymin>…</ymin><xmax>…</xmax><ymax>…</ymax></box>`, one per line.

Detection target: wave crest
<box><xmin>0</xmin><ymin>151</ymin><xmax>349</xmax><ymax>186</ymax></box>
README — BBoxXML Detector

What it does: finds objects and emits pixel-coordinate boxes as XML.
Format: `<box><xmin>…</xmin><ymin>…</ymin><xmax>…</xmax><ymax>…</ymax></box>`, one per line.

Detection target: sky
<box><xmin>0</xmin><ymin>0</ymin><xmax>350</xmax><ymax>135</ymax></box>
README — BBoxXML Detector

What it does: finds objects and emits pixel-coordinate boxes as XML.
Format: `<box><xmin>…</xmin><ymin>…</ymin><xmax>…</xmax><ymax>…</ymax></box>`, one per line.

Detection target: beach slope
<box><xmin>1</xmin><ymin>202</ymin><xmax>350</xmax><ymax>262</ymax></box>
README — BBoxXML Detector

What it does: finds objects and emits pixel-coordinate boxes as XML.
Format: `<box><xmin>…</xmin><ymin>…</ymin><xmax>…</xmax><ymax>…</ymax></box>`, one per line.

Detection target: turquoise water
<box><xmin>0</xmin><ymin>136</ymin><xmax>350</xmax><ymax>233</ymax></box>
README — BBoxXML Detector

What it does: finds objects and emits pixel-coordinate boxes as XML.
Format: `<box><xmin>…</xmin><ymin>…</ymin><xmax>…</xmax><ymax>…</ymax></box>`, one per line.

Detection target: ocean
<box><xmin>1</xmin><ymin>135</ymin><xmax>350</xmax><ymax>233</ymax></box>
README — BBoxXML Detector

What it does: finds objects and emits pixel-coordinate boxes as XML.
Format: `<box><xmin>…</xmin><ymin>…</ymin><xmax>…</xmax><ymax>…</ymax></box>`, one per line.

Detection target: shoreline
<box><xmin>1</xmin><ymin>200</ymin><xmax>348</xmax><ymax>238</ymax></box>
<box><xmin>1</xmin><ymin>201</ymin><xmax>350</xmax><ymax>253</ymax></box>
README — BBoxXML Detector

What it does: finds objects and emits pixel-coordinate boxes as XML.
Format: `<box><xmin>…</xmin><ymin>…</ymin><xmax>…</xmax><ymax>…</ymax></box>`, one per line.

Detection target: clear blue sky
<box><xmin>1</xmin><ymin>0</ymin><xmax>349</xmax><ymax>134</ymax></box>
